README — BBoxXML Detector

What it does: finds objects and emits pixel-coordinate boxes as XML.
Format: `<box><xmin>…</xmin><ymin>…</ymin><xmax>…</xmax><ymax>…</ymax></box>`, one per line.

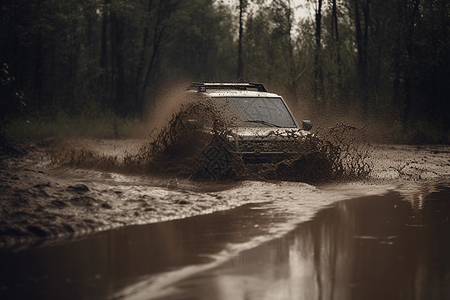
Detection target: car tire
<box><xmin>276</xmin><ymin>152</ymin><xmax>333</xmax><ymax>183</ymax></box>
<box><xmin>194</xmin><ymin>136</ymin><xmax>235</xmax><ymax>181</ymax></box>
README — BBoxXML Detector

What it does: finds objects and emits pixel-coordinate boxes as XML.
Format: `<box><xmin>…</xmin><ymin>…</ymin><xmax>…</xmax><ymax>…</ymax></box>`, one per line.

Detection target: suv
<box><xmin>185</xmin><ymin>83</ymin><xmax>315</xmax><ymax>181</ymax></box>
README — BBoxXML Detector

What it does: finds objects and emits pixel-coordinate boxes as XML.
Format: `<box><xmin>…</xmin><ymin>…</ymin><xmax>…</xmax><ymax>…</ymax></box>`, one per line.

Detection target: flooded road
<box><xmin>154</xmin><ymin>183</ymin><xmax>450</xmax><ymax>300</ymax></box>
<box><xmin>1</xmin><ymin>140</ymin><xmax>450</xmax><ymax>299</ymax></box>
<box><xmin>1</xmin><ymin>181</ymin><xmax>449</xmax><ymax>300</ymax></box>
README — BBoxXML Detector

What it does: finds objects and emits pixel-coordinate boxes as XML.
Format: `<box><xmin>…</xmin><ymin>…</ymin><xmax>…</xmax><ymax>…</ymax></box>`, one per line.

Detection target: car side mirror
<box><xmin>302</xmin><ymin>120</ymin><xmax>312</xmax><ymax>131</ymax></box>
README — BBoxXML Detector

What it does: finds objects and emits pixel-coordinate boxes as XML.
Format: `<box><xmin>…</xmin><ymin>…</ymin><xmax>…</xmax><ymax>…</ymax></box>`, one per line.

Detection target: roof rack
<box><xmin>189</xmin><ymin>82</ymin><xmax>267</xmax><ymax>93</ymax></box>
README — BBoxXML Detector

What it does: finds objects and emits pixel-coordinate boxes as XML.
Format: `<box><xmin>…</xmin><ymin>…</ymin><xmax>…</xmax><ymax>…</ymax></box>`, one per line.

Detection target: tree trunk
<box><xmin>237</xmin><ymin>0</ymin><xmax>245</xmax><ymax>82</ymax></box>
<box><xmin>136</xmin><ymin>0</ymin><xmax>153</xmax><ymax>103</ymax></box>
<box><xmin>100</xmin><ymin>0</ymin><xmax>109</xmax><ymax>107</ymax></box>
<box><xmin>353</xmin><ymin>0</ymin><xmax>370</xmax><ymax>116</ymax></box>
<box><xmin>110</xmin><ymin>6</ymin><xmax>116</xmax><ymax>110</ymax></box>
<box><xmin>353</xmin><ymin>0</ymin><xmax>364</xmax><ymax>85</ymax></box>
<box><xmin>363</xmin><ymin>0</ymin><xmax>370</xmax><ymax>73</ymax></box>
<box><xmin>143</xmin><ymin>1</ymin><xmax>164</xmax><ymax>94</ymax></box>
<box><xmin>403</xmin><ymin>0</ymin><xmax>420</xmax><ymax>125</ymax></box>
<box><xmin>114</xmin><ymin>16</ymin><xmax>125</xmax><ymax>115</ymax></box>
<box><xmin>332</xmin><ymin>0</ymin><xmax>342</xmax><ymax>90</ymax></box>
<box><xmin>313</xmin><ymin>0</ymin><xmax>323</xmax><ymax>101</ymax></box>
<box><xmin>34</xmin><ymin>33</ymin><xmax>43</xmax><ymax>109</ymax></box>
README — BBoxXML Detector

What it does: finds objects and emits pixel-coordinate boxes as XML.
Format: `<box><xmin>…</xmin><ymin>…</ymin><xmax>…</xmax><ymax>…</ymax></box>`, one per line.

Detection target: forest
<box><xmin>1</xmin><ymin>0</ymin><xmax>449</xmax><ymax>143</ymax></box>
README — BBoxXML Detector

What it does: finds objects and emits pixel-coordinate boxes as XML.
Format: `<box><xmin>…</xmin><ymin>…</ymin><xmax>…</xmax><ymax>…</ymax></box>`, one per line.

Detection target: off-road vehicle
<box><xmin>186</xmin><ymin>82</ymin><xmax>317</xmax><ymax>181</ymax></box>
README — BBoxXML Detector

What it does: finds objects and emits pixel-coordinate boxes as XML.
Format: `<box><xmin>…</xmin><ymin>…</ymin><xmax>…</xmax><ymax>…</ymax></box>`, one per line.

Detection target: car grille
<box><xmin>235</xmin><ymin>140</ymin><xmax>298</xmax><ymax>154</ymax></box>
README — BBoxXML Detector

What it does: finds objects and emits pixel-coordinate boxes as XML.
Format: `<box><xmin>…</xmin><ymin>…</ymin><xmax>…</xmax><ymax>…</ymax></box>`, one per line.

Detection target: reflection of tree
<box><xmin>288</xmin><ymin>189</ymin><xmax>450</xmax><ymax>299</ymax></box>
<box><xmin>398</xmin><ymin>184</ymin><xmax>439</xmax><ymax>212</ymax></box>
<box><xmin>289</xmin><ymin>203</ymin><xmax>353</xmax><ymax>299</ymax></box>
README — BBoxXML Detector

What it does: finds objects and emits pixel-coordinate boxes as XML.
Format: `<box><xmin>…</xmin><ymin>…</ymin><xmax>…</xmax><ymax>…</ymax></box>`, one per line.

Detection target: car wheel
<box><xmin>194</xmin><ymin>136</ymin><xmax>235</xmax><ymax>181</ymax></box>
<box><xmin>276</xmin><ymin>152</ymin><xmax>333</xmax><ymax>183</ymax></box>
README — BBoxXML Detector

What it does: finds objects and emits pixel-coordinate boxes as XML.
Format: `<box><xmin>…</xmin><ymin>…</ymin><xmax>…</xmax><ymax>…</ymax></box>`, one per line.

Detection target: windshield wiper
<box><xmin>244</xmin><ymin>120</ymin><xmax>281</xmax><ymax>127</ymax></box>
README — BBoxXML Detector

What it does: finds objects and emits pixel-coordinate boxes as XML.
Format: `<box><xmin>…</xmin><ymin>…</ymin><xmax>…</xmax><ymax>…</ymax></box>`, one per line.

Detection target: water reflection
<box><xmin>0</xmin><ymin>203</ymin><xmax>283</xmax><ymax>300</ymax></box>
<box><xmin>158</xmin><ymin>185</ymin><xmax>450</xmax><ymax>300</ymax></box>
<box><xmin>1</xmin><ymin>184</ymin><xmax>449</xmax><ymax>300</ymax></box>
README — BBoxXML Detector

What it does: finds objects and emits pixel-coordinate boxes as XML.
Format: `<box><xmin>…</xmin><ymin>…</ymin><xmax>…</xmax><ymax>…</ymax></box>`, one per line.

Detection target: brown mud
<box><xmin>1</xmin><ymin>100</ymin><xmax>449</xmax><ymax>250</ymax></box>
<box><xmin>1</xmin><ymin>138</ymin><xmax>449</xmax><ymax>251</ymax></box>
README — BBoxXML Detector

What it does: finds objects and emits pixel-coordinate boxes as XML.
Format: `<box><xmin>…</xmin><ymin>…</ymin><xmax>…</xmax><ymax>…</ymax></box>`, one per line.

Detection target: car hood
<box><xmin>226</xmin><ymin>127</ymin><xmax>310</xmax><ymax>141</ymax></box>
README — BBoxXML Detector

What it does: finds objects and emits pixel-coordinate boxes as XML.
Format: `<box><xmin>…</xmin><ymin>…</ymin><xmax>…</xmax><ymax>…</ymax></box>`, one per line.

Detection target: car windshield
<box><xmin>213</xmin><ymin>97</ymin><xmax>297</xmax><ymax>128</ymax></box>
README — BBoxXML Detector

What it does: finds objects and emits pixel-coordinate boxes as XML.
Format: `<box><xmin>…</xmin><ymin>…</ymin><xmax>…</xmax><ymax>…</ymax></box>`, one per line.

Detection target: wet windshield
<box><xmin>214</xmin><ymin>97</ymin><xmax>297</xmax><ymax>128</ymax></box>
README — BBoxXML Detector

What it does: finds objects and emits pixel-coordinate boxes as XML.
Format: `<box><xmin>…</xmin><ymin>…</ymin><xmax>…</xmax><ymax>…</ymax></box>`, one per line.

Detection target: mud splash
<box><xmin>141</xmin><ymin>98</ymin><xmax>231</xmax><ymax>177</ymax></box>
<box><xmin>48</xmin><ymin>101</ymin><xmax>371</xmax><ymax>183</ymax></box>
<box><xmin>48</xmin><ymin>99</ymin><xmax>225</xmax><ymax>177</ymax></box>
<box><xmin>232</xmin><ymin>125</ymin><xmax>372</xmax><ymax>183</ymax></box>
<box><xmin>2</xmin><ymin>139</ymin><xmax>449</xmax><ymax>250</ymax></box>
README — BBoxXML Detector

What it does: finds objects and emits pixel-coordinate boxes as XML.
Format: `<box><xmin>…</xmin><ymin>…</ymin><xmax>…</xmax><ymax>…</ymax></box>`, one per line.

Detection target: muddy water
<box><xmin>154</xmin><ymin>183</ymin><xmax>450</xmax><ymax>300</ymax></box>
<box><xmin>1</xmin><ymin>181</ymin><xmax>449</xmax><ymax>300</ymax></box>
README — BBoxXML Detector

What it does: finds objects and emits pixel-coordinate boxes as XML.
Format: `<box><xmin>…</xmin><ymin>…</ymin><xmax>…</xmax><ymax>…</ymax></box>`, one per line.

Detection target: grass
<box><xmin>2</xmin><ymin>111</ymin><xmax>141</xmax><ymax>143</ymax></box>
<box><xmin>2</xmin><ymin>104</ymin><xmax>449</xmax><ymax>146</ymax></box>
<box><xmin>403</xmin><ymin>119</ymin><xmax>450</xmax><ymax>144</ymax></box>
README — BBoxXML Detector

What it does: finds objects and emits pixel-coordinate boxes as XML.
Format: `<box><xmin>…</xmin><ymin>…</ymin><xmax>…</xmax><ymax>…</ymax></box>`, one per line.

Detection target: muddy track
<box><xmin>0</xmin><ymin>140</ymin><xmax>449</xmax><ymax>251</ymax></box>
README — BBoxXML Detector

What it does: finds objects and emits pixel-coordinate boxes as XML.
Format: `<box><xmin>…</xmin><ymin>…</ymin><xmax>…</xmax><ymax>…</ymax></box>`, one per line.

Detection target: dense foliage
<box><xmin>1</xmin><ymin>0</ymin><xmax>449</xmax><ymax>143</ymax></box>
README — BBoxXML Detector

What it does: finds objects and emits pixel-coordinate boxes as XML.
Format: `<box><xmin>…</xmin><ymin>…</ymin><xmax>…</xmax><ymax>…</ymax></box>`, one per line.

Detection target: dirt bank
<box><xmin>0</xmin><ymin>140</ymin><xmax>449</xmax><ymax>251</ymax></box>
